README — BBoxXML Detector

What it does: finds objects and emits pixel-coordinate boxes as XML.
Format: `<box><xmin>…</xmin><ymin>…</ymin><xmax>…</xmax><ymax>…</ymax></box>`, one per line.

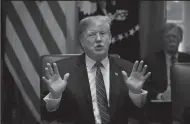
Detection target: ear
<box><xmin>108</xmin><ymin>32</ymin><xmax>112</xmax><ymax>44</ymax></box>
<box><xmin>180</xmin><ymin>36</ymin><xmax>183</xmax><ymax>42</ymax></box>
<box><xmin>80</xmin><ymin>40</ymin><xmax>84</xmax><ymax>48</ymax></box>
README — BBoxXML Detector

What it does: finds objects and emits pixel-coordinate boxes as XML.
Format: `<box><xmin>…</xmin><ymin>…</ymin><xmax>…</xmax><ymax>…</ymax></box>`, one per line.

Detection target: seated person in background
<box><xmin>144</xmin><ymin>23</ymin><xmax>190</xmax><ymax>101</ymax></box>
<box><xmin>41</xmin><ymin>15</ymin><xmax>151</xmax><ymax>124</ymax></box>
<box><xmin>143</xmin><ymin>23</ymin><xmax>190</xmax><ymax>124</ymax></box>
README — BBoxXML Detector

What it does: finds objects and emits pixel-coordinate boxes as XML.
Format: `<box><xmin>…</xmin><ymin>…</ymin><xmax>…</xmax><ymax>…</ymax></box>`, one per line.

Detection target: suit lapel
<box><xmin>75</xmin><ymin>54</ymin><xmax>95</xmax><ymax>123</ymax></box>
<box><xmin>109</xmin><ymin>56</ymin><xmax>122</xmax><ymax>117</ymax></box>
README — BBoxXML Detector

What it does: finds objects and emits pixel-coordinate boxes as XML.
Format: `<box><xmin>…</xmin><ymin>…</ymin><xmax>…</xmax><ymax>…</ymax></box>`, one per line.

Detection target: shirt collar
<box><xmin>165</xmin><ymin>51</ymin><xmax>178</xmax><ymax>59</ymax></box>
<box><xmin>85</xmin><ymin>54</ymin><xmax>109</xmax><ymax>70</ymax></box>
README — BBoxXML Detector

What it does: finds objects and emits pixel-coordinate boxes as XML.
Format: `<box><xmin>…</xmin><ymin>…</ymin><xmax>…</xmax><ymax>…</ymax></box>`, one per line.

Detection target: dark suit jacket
<box><xmin>41</xmin><ymin>54</ymin><xmax>146</xmax><ymax>124</ymax></box>
<box><xmin>143</xmin><ymin>51</ymin><xmax>190</xmax><ymax>100</ymax></box>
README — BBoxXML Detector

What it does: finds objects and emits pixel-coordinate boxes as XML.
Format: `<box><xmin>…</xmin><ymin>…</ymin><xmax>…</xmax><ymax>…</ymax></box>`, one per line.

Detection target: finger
<box><xmin>132</xmin><ymin>61</ymin><xmax>139</xmax><ymax>72</ymax></box>
<box><xmin>160</xmin><ymin>94</ymin><xmax>165</xmax><ymax>100</ymax></box>
<box><xmin>53</xmin><ymin>63</ymin><xmax>59</xmax><ymax>75</ymax></box>
<box><xmin>157</xmin><ymin>93</ymin><xmax>164</xmax><ymax>100</ymax></box>
<box><xmin>63</xmin><ymin>73</ymin><xmax>70</xmax><ymax>82</ymax></box>
<box><xmin>42</xmin><ymin>76</ymin><xmax>50</xmax><ymax>89</ymax></box>
<box><xmin>141</xmin><ymin>65</ymin><xmax>147</xmax><ymax>75</ymax></box>
<box><xmin>144</xmin><ymin>72</ymin><xmax>151</xmax><ymax>81</ymax></box>
<box><xmin>47</xmin><ymin>63</ymin><xmax>54</xmax><ymax>76</ymax></box>
<box><xmin>45</xmin><ymin>67</ymin><xmax>51</xmax><ymax>79</ymax></box>
<box><xmin>122</xmin><ymin>71</ymin><xmax>128</xmax><ymax>82</ymax></box>
<box><xmin>162</xmin><ymin>96</ymin><xmax>165</xmax><ymax>100</ymax></box>
<box><xmin>137</xmin><ymin>60</ymin><xmax>144</xmax><ymax>72</ymax></box>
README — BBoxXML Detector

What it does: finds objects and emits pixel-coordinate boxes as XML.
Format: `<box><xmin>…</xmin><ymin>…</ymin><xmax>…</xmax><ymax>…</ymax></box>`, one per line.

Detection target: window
<box><xmin>167</xmin><ymin>1</ymin><xmax>184</xmax><ymax>22</ymax></box>
<box><xmin>166</xmin><ymin>1</ymin><xmax>184</xmax><ymax>51</ymax></box>
<box><xmin>166</xmin><ymin>1</ymin><xmax>184</xmax><ymax>28</ymax></box>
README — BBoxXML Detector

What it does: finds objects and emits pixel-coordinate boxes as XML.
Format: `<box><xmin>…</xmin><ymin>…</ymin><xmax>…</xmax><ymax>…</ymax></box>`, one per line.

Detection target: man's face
<box><xmin>80</xmin><ymin>21</ymin><xmax>112</xmax><ymax>60</ymax></box>
<box><xmin>164</xmin><ymin>28</ymin><xmax>181</xmax><ymax>54</ymax></box>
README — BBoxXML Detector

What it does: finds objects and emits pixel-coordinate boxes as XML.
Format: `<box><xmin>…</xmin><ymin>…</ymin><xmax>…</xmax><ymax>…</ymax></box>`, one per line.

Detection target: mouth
<box><xmin>168</xmin><ymin>41</ymin><xmax>177</xmax><ymax>45</ymax></box>
<box><xmin>95</xmin><ymin>44</ymin><xmax>104</xmax><ymax>51</ymax></box>
<box><xmin>168</xmin><ymin>43</ymin><xmax>177</xmax><ymax>47</ymax></box>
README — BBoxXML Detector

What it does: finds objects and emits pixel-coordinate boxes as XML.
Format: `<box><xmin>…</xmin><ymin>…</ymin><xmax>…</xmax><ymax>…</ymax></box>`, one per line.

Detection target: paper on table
<box><xmin>151</xmin><ymin>99</ymin><xmax>171</xmax><ymax>102</ymax></box>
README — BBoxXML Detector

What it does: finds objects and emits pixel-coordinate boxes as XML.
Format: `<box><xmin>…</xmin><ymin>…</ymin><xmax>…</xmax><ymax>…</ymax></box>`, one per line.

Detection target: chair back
<box><xmin>171</xmin><ymin>63</ymin><xmax>190</xmax><ymax>122</ymax></box>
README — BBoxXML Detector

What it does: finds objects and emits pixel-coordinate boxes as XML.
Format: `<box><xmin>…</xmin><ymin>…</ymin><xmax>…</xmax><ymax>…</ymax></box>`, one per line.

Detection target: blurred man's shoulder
<box><xmin>109</xmin><ymin>54</ymin><xmax>133</xmax><ymax>70</ymax></box>
<box><xmin>144</xmin><ymin>50</ymin><xmax>165</xmax><ymax>63</ymax></box>
<box><xmin>55</xmin><ymin>55</ymin><xmax>80</xmax><ymax>66</ymax></box>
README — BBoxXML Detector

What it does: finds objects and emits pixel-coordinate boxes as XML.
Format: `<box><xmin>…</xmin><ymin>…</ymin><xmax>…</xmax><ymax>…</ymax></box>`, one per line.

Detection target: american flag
<box><xmin>4</xmin><ymin>1</ymin><xmax>80</xmax><ymax>123</ymax></box>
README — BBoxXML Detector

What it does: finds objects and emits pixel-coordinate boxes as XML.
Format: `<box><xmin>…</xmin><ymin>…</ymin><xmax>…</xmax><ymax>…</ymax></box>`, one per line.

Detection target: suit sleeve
<box><xmin>40</xmin><ymin>60</ymin><xmax>77</xmax><ymax>123</ymax></box>
<box><xmin>123</xmin><ymin>83</ymin><xmax>149</xmax><ymax>124</ymax></box>
<box><xmin>120</xmin><ymin>60</ymin><xmax>149</xmax><ymax>123</ymax></box>
<box><xmin>40</xmin><ymin>86</ymin><xmax>77</xmax><ymax>123</ymax></box>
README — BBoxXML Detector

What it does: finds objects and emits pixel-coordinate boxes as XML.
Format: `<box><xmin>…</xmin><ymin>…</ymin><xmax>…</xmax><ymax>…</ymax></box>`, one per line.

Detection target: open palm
<box><xmin>42</xmin><ymin>63</ymin><xmax>69</xmax><ymax>98</ymax></box>
<box><xmin>122</xmin><ymin>61</ymin><xmax>151</xmax><ymax>94</ymax></box>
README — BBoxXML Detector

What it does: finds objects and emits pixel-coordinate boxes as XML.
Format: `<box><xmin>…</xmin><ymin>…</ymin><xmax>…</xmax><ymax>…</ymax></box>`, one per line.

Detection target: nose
<box><xmin>169</xmin><ymin>37</ymin><xmax>177</xmax><ymax>44</ymax></box>
<box><xmin>170</xmin><ymin>36</ymin><xmax>175</xmax><ymax>42</ymax></box>
<box><xmin>95</xmin><ymin>33</ymin><xmax>101</xmax><ymax>42</ymax></box>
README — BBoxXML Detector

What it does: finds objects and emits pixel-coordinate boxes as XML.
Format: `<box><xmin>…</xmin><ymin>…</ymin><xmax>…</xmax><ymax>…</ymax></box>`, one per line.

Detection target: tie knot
<box><xmin>171</xmin><ymin>55</ymin><xmax>177</xmax><ymax>64</ymax></box>
<box><xmin>94</xmin><ymin>61</ymin><xmax>103</xmax><ymax>68</ymax></box>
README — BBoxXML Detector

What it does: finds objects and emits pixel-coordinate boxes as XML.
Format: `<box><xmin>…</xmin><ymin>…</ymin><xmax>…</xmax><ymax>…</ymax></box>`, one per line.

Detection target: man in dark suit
<box><xmin>143</xmin><ymin>23</ymin><xmax>190</xmax><ymax>124</ymax></box>
<box><xmin>41</xmin><ymin>15</ymin><xmax>151</xmax><ymax>124</ymax></box>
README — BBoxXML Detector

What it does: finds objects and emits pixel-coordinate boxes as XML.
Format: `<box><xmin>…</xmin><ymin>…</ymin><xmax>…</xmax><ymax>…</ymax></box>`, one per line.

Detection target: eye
<box><xmin>173</xmin><ymin>35</ymin><xmax>178</xmax><ymax>39</ymax></box>
<box><xmin>88</xmin><ymin>32</ymin><xmax>96</xmax><ymax>37</ymax></box>
<box><xmin>100</xmin><ymin>32</ymin><xmax>107</xmax><ymax>35</ymax></box>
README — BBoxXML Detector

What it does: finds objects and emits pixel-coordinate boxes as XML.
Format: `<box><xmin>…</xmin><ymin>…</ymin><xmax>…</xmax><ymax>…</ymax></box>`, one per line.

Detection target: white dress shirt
<box><xmin>86</xmin><ymin>55</ymin><xmax>109</xmax><ymax>124</ymax></box>
<box><xmin>44</xmin><ymin>55</ymin><xmax>147</xmax><ymax>124</ymax></box>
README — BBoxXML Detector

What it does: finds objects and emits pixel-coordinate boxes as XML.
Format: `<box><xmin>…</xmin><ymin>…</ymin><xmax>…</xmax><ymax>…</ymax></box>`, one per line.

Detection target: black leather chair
<box><xmin>171</xmin><ymin>63</ymin><xmax>190</xmax><ymax>124</ymax></box>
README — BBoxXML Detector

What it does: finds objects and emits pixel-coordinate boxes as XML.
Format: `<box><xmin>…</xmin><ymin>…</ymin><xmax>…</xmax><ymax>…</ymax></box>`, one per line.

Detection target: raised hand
<box><xmin>42</xmin><ymin>63</ymin><xmax>69</xmax><ymax>99</ymax></box>
<box><xmin>122</xmin><ymin>60</ymin><xmax>151</xmax><ymax>94</ymax></box>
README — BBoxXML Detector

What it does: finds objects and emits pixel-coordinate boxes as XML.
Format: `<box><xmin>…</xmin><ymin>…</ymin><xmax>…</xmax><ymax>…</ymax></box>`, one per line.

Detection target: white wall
<box><xmin>179</xmin><ymin>1</ymin><xmax>190</xmax><ymax>54</ymax></box>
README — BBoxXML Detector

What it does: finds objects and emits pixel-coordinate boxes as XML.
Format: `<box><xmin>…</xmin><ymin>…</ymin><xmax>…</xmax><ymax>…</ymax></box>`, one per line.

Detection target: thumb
<box><xmin>63</xmin><ymin>73</ymin><xmax>70</xmax><ymax>81</ymax></box>
<box><xmin>122</xmin><ymin>71</ymin><xmax>128</xmax><ymax>82</ymax></box>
